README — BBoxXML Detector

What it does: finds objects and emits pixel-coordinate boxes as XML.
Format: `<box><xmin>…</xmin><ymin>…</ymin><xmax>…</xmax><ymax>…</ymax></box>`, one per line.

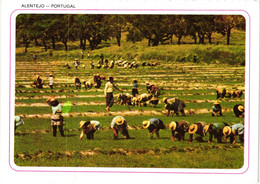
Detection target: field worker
<box><xmin>49</xmin><ymin>72</ymin><xmax>54</xmax><ymax>89</ymax></box>
<box><xmin>169</xmin><ymin>120</ymin><xmax>189</xmax><ymax>142</ymax></box>
<box><xmin>216</xmin><ymin>87</ymin><xmax>226</xmax><ymax>99</ymax></box>
<box><xmin>14</xmin><ymin>116</ymin><xmax>24</xmax><ymax>131</ymax></box>
<box><xmin>104</xmin><ymin>77</ymin><xmax>123</xmax><ymax>112</ymax></box>
<box><xmin>74</xmin><ymin>76</ymin><xmax>81</xmax><ymax>89</ymax></box>
<box><xmin>193</xmin><ymin>54</ymin><xmax>197</xmax><ymax>63</ymax></box>
<box><xmin>146</xmin><ymin>82</ymin><xmax>159</xmax><ymax>97</ymax></box>
<box><xmin>223</xmin><ymin>124</ymin><xmax>244</xmax><ymax>144</ymax></box>
<box><xmin>132</xmin><ymin>80</ymin><xmax>139</xmax><ymax>97</ymax></box>
<box><xmin>233</xmin><ymin>104</ymin><xmax>244</xmax><ymax>118</ymax></box>
<box><xmin>204</xmin><ymin>122</ymin><xmax>229</xmax><ymax>143</ymax></box>
<box><xmin>163</xmin><ymin>97</ymin><xmax>186</xmax><ymax>117</ymax></box>
<box><xmin>90</xmin><ymin>61</ymin><xmax>94</xmax><ymax>69</ymax></box>
<box><xmin>109</xmin><ymin>60</ymin><xmax>115</xmax><ymax>69</ymax></box>
<box><xmin>233</xmin><ymin>89</ymin><xmax>243</xmax><ymax>98</ymax></box>
<box><xmin>46</xmin><ymin>97</ymin><xmax>65</xmax><ymax>137</ymax></box>
<box><xmin>33</xmin><ymin>52</ymin><xmax>37</xmax><ymax>62</ymax></box>
<box><xmin>94</xmin><ymin>74</ymin><xmax>102</xmax><ymax>88</ymax></box>
<box><xmin>142</xmin><ymin>118</ymin><xmax>165</xmax><ymax>139</ymax></box>
<box><xmin>33</xmin><ymin>75</ymin><xmax>44</xmax><ymax>89</ymax></box>
<box><xmin>74</xmin><ymin>59</ymin><xmax>79</xmax><ymax>69</ymax></box>
<box><xmin>188</xmin><ymin>121</ymin><xmax>207</xmax><ymax>143</ymax></box>
<box><xmin>79</xmin><ymin>120</ymin><xmax>102</xmax><ymax>140</ymax></box>
<box><xmin>111</xmin><ymin>116</ymin><xmax>130</xmax><ymax>140</ymax></box>
<box><xmin>212</xmin><ymin>100</ymin><xmax>222</xmax><ymax>117</ymax></box>
<box><xmin>81</xmin><ymin>50</ymin><xmax>84</xmax><ymax>59</ymax></box>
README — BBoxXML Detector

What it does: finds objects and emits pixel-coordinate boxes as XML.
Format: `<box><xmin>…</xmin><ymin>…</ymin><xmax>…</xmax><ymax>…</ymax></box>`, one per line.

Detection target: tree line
<box><xmin>16</xmin><ymin>14</ymin><xmax>245</xmax><ymax>52</ymax></box>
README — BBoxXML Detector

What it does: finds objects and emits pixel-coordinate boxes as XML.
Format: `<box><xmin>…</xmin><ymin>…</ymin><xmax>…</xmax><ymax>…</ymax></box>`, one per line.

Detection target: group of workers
<box><xmin>78</xmin><ymin>116</ymin><xmax>244</xmax><ymax>144</ymax></box>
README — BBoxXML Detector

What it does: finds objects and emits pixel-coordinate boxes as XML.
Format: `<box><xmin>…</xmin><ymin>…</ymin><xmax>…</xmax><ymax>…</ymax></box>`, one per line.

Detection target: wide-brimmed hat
<box><xmin>188</xmin><ymin>124</ymin><xmax>198</xmax><ymax>134</ymax></box>
<box><xmin>146</xmin><ymin>81</ymin><xmax>149</xmax><ymax>85</ymax></box>
<box><xmin>213</xmin><ymin>100</ymin><xmax>220</xmax><ymax>105</ymax></box>
<box><xmin>238</xmin><ymin>105</ymin><xmax>244</xmax><ymax>112</ymax></box>
<box><xmin>49</xmin><ymin>97</ymin><xmax>56</xmax><ymax>102</ymax></box>
<box><xmin>203</xmin><ymin>124</ymin><xmax>210</xmax><ymax>134</ymax></box>
<box><xmin>142</xmin><ymin>120</ymin><xmax>151</xmax><ymax>129</ymax></box>
<box><xmin>115</xmin><ymin>116</ymin><xmax>124</xmax><ymax>125</ymax></box>
<box><xmin>79</xmin><ymin>121</ymin><xmax>86</xmax><ymax>128</ymax></box>
<box><xmin>162</xmin><ymin>97</ymin><xmax>167</xmax><ymax>103</ymax></box>
<box><xmin>169</xmin><ymin>121</ymin><xmax>177</xmax><ymax>131</ymax></box>
<box><xmin>223</xmin><ymin>126</ymin><xmax>232</xmax><ymax>136</ymax></box>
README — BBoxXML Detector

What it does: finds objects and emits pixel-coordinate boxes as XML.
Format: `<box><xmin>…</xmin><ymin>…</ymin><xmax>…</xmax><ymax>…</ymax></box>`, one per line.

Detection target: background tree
<box><xmin>215</xmin><ymin>15</ymin><xmax>245</xmax><ymax>45</ymax></box>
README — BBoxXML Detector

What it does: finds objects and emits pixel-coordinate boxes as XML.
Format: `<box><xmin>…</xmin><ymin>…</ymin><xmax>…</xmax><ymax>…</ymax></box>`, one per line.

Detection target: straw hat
<box><xmin>50</xmin><ymin>97</ymin><xmax>56</xmax><ymax>102</ymax></box>
<box><xmin>223</xmin><ymin>126</ymin><xmax>232</xmax><ymax>136</ymax></box>
<box><xmin>188</xmin><ymin>124</ymin><xmax>198</xmax><ymax>134</ymax></box>
<box><xmin>142</xmin><ymin>120</ymin><xmax>151</xmax><ymax>129</ymax></box>
<box><xmin>238</xmin><ymin>105</ymin><xmax>244</xmax><ymax>112</ymax></box>
<box><xmin>162</xmin><ymin>97</ymin><xmax>167</xmax><ymax>103</ymax></box>
<box><xmin>115</xmin><ymin>116</ymin><xmax>124</xmax><ymax>125</ymax></box>
<box><xmin>203</xmin><ymin>124</ymin><xmax>210</xmax><ymax>134</ymax></box>
<box><xmin>213</xmin><ymin>100</ymin><xmax>220</xmax><ymax>105</ymax></box>
<box><xmin>79</xmin><ymin>121</ymin><xmax>86</xmax><ymax>128</ymax></box>
<box><xmin>169</xmin><ymin>121</ymin><xmax>177</xmax><ymax>131</ymax></box>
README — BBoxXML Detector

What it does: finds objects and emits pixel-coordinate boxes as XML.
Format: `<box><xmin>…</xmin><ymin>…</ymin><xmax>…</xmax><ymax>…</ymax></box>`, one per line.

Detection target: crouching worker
<box><xmin>204</xmin><ymin>122</ymin><xmax>229</xmax><ymax>143</ymax></box>
<box><xmin>223</xmin><ymin>124</ymin><xmax>244</xmax><ymax>144</ymax></box>
<box><xmin>163</xmin><ymin>97</ymin><xmax>186</xmax><ymax>117</ymax></box>
<box><xmin>46</xmin><ymin>97</ymin><xmax>65</xmax><ymax>137</ymax></box>
<box><xmin>142</xmin><ymin>118</ymin><xmax>165</xmax><ymax>139</ymax></box>
<box><xmin>188</xmin><ymin>121</ymin><xmax>207</xmax><ymax>143</ymax></box>
<box><xmin>111</xmin><ymin>116</ymin><xmax>130</xmax><ymax>140</ymax></box>
<box><xmin>233</xmin><ymin>104</ymin><xmax>244</xmax><ymax>118</ymax></box>
<box><xmin>169</xmin><ymin>121</ymin><xmax>189</xmax><ymax>142</ymax></box>
<box><xmin>79</xmin><ymin>120</ymin><xmax>102</xmax><ymax>140</ymax></box>
<box><xmin>14</xmin><ymin>116</ymin><xmax>24</xmax><ymax>132</ymax></box>
<box><xmin>212</xmin><ymin>100</ymin><xmax>222</xmax><ymax>117</ymax></box>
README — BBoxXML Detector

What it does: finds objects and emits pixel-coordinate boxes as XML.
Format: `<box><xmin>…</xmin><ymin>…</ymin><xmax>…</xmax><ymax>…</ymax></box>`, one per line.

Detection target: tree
<box><xmin>128</xmin><ymin>15</ymin><xmax>174</xmax><ymax>46</ymax></box>
<box><xmin>108</xmin><ymin>15</ymin><xmax>127</xmax><ymax>47</ymax></box>
<box><xmin>215</xmin><ymin>15</ymin><xmax>245</xmax><ymax>45</ymax></box>
<box><xmin>16</xmin><ymin>14</ymin><xmax>33</xmax><ymax>52</ymax></box>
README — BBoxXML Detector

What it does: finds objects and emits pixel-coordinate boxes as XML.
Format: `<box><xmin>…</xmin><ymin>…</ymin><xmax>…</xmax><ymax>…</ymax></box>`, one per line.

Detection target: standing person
<box><xmin>79</xmin><ymin>120</ymin><xmax>102</xmax><ymax>140</ymax></box>
<box><xmin>132</xmin><ymin>80</ymin><xmax>139</xmax><ymax>97</ymax></box>
<box><xmin>100</xmin><ymin>54</ymin><xmax>104</xmax><ymax>65</ymax></box>
<box><xmin>204</xmin><ymin>122</ymin><xmax>229</xmax><ymax>143</ymax></box>
<box><xmin>81</xmin><ymin>50</ymin><xmax>84</xmax><ymax>59</ymax></box>
<box><xmin>223</xmin><ymin>124</ymin><xmax>244</xmax><ymax>144</ymax></box>
<box><xmin>212</xmin><ymin>100</ymin><xmax>222</xmax><ymax>117</ymax></box>
<box><xmin>94</xmin><ymin>74</ymin><xmax>102</xmax><ymax>88</ymax></box>
<box><xmin>33</xmin><ymin>52</ymin><xmax>37</xmax><ymax>62</ymax></box>
<box><xmin>188</xmin><ymin>121</ymin><xmax>207</xmax><ymax>143</ymax></box>
<box><xmin>110</xmin><ymin>116</ymin><xmax>130</xmax><ymax>140</ymax></box>
<box><xmin>90</xmin><ymin>61</ymin><xmax>94</xmax><ymax>69</ymax></box>
<box><xmin>74</xmin><ymin>76</ymin><xmax>81</xmax><ymax>89</ymax></box>
<box><xmin>49</xmin><ymin>72</ymin><xmax>54</xmax><ymax>89</ymax></box>
<box><xmin>142</xmin><ymin>118</ymin><xmax>165</xmax><ymax>139</ymax></box>
<box><xmin>109</xmin><ymin>60</ymin><xmax>115</xmax><ymax>69</ymax></box>
<box><xmin>74</xmin><ymin>59</ymin><xmax>79</xmax><ymax>69</ymax></box>
<box><xmin>233</xmin><ymin>104</ymin><xmax>244</xmax><ymax>118</ymax></box>
<box><xmin>169</xmin><ymin>121</ymin><xmax>189</xmax><ymax>142</ymax></box>
<box><xmin>87</xmin><ymin>51</ymin><xmax>90</xmax><ymax>57</ymax></box>
<box><xmin>46</xmin><ymin>97</ymin><xmax>65</xmax><ymax>137</ymax></box>
<box><xmin>104</xmin><ymin>77</ymin><xmax>123</xmax><ymax>112</ymax></box>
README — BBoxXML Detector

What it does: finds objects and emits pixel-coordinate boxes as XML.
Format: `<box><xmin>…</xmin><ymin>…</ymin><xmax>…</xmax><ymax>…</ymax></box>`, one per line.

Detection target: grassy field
<box><xmin>14</xmin><ymin>30</ymin><xmax>245</xmax><ymax>169</ymax></box>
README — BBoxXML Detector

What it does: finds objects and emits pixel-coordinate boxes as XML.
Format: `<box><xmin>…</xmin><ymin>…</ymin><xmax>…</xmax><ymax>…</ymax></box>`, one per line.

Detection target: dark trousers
<box><xmin>106</xmin><ymin>92</ymin><xmax>114</xmax><ymax>107</ymax></box>
<box><xmin>53</xmin><ymin>125</ymin><xmax>64</xmax><ymax>137</ymax></box>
